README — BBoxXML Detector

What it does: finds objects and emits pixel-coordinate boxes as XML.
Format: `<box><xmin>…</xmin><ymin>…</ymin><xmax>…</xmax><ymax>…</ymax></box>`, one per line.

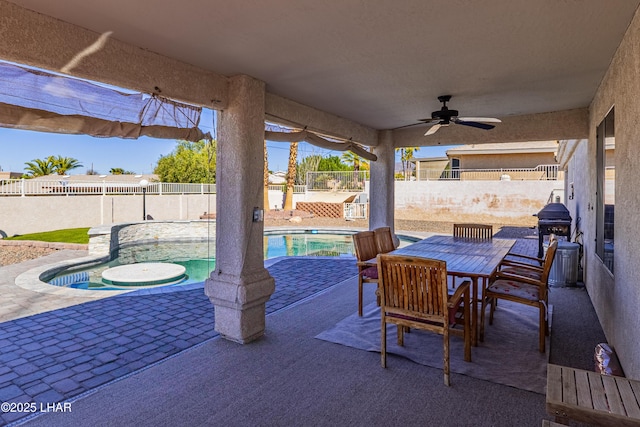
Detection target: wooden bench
<box><xmin>546</xmin><ymin>364</ymin><xmax>640</xmax><ymax>426</ymax></box>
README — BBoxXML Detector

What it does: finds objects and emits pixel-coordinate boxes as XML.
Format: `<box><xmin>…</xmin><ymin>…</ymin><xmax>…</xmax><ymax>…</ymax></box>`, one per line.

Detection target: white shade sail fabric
<box><xmin>0</xmin><ymin>61</ymin><xmax>209</xmax><ymax>141</ymax></box>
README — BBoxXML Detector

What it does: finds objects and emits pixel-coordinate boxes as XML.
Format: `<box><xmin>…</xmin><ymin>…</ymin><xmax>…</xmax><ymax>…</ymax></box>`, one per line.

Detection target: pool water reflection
<box><xmin>48</xmin><ymin>231</ymin><xmax>417</xmax><ymax>291</ymax></box>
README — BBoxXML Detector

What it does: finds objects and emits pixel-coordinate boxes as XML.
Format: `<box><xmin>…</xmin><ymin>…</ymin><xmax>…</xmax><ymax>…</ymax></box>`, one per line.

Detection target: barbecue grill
<box><xmin>536</xmin><ymin>202</ymin><xmax>572</xmax><ymax>257</ymax></box>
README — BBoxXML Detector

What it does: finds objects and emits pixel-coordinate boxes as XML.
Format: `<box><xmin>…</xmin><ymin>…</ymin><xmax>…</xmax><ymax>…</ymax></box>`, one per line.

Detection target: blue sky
<box><xmin>0</xmin><ymin>125</ymin><xmax>452</xmax><ymax>175</ymax></box>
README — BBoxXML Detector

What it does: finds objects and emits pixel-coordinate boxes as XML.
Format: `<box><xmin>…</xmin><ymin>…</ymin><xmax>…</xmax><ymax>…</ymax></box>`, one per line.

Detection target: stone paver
<box><xmin>0</xmin><ymin>250</ymin><xmax>104</xmax><ymax>323</ymax></box>
<box><xmin>0</xmin><ymin>257</ymin><xmax>357</xmax><ymax>426</ymax></box>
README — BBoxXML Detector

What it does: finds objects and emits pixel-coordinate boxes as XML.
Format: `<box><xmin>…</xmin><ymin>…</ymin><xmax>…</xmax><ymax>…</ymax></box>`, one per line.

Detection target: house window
<box><xmin>596</xmin><ymin>107</ymin><xmax>615</xmax><ymax>273</ymax></box>
<box><xmin>450</xmin><ymin>158</ymin><xmax>460</xmax><ymax>179</ymax></box>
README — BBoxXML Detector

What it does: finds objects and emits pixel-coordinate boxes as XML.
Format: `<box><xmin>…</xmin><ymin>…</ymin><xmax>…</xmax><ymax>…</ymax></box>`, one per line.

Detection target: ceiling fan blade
<box><xmin>424</xmin><ymin>124</ymin><xmax>442</xmax><ymax>136</ymax></box>
<box><xmin>455</xmin><ymin>120</ymin><xmax>496</xmax><ymax>130</ymax></box>
<box><xmin>457</xmin><ymin>117</ymin><xmax>502</xmax><ymax>123</ymax></box>
<box><xmin>393</xmin><ymin>118</ymin><xmax>441</xmax><ymax>130</ymax></box>
<box><xmin>419</xmin><ymin>118</ymin><xmax>441</xmax><ymax>125</ymax></box>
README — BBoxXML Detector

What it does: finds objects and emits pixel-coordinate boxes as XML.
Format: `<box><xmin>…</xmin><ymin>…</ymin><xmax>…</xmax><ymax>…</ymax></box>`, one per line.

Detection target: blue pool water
<box><xmin>47</xmin><ymin>231</ymin><xmax>418</xmax><ymax>291</ymax></box>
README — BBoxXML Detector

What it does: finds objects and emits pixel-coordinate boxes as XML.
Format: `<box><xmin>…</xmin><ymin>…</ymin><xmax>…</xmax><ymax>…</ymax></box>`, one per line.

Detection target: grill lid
<box><xmin>537</xmin><ymin>202</ymin><xmax>571</xmax><ymax>221</ymax></box>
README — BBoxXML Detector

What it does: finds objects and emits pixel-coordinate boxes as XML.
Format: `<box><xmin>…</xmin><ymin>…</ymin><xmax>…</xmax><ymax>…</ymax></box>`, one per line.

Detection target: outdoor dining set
<box><xmin>352</xmin><ymin>224</ymin><xmax>557</xmax><ymax>386</ymax></box>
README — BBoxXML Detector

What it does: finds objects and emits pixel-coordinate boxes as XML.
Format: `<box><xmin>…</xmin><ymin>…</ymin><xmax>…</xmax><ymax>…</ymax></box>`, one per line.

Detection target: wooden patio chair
<box><xmin>377</xmin><ymin>254</ymin><xmax>471</xmax><ymax>386</ymax></box>
<box><xmin>453</xmin><ymin>223</ymin><xmax>493</xmax><ymax>240</ymax></box>
<box><xmin>451</xmin><ymin>223</ymin><xmax>493</xmax><ymax>288</ymax></box>
<box><xmin>352</xmin><ymin>230</ymin><xmax>380</xmax><ymax>316</ymax></box>
<box><xmin>373</xmin><ymin>226</ymin><xmax>396</xmax><ymax>254</ymax></box>
<box><xmin>480</xmin><ymin>239</ymin><xmax>558</xmax><ymax>353</ymax></box>
<box><xmin>500</xmin><ymin>235</ymin><xmax>558</xmax><ymax>279</ymax></box>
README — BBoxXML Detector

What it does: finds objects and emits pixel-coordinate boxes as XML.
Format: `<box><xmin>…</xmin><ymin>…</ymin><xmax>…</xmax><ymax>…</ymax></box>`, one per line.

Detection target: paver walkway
<box><xmin>0</xmin><ymin>250</ymin><xmax>102</xmax><ymax>323</ymax></box>
<box><xmin>0</xmin><ymin>257</ymin><xmax>357</xmax><ymax>426</ymax></box>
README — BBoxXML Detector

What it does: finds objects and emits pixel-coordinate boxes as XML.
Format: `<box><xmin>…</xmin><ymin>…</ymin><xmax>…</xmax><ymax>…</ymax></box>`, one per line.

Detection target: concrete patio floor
<box><xmin>0</xmin><ymin>233</ymin><xmax>606</xmax><ymax>426</ymax></box>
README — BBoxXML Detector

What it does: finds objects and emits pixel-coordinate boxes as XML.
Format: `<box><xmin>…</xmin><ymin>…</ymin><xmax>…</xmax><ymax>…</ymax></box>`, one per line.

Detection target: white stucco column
<box><xmin>369</xmin><ymin>130</ymin><xmax>396</xmax><ymax>235</ymax></box>
<box><xmin>205</xmin><ymin>75</ymin><xmax>275</xmax><ymax>344</ymax></box>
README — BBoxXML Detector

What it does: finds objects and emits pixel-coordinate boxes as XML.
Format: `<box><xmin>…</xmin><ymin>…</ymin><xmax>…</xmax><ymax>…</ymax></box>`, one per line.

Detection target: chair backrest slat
<box><xmin>352</xmin><ymin>231</ymin><xmax>378</xmax><ymax>263</ymax></box>
<box><xmin>378</xmin><ymin>254</ymin><xmax>448</xmax><ymax>320</ymax></box>
<box><xmin>373</xmin><ymin>226</ymin><xmax>396</xmax><ymax>254</ymax></box>
<box><xmin>453</xmin><ymin>223</ymin><xmax>493</xmax><ymax>240</ymax></box>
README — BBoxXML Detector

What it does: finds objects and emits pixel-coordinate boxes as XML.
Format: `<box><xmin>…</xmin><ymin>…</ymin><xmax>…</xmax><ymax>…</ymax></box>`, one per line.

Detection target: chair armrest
<box><xmin>499</xmin><ymin>259</ymin><xmax>544</xmax><ymax>272</ymax></box>
<box><xmin>505</xmin><ymin>252</ymin><xmax>544</xmax><ymax>265</ymax></box>
<box><xmin>494</xmin><ymin>270</ymin><xmax>544</xmax><ymax>287</ymax></box>
<box><xmin>448</xmin><ymin>280</ymin><xmax>471</xmax><ymax>308</ymax></box>
<box><xmin>357</xmin><ymin>260</ymin><xmax>376</xmax><ymax>268</ymax></box>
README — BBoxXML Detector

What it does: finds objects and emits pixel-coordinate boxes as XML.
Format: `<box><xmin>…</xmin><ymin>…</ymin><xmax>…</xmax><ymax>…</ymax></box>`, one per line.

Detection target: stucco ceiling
<box><xmin>7</xmin><ymin>0</ymin><xmax>640</xmax><ymax>131</ymax></box>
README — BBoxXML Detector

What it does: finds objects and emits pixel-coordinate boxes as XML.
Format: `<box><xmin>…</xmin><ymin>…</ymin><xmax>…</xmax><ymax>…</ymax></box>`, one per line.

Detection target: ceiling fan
<box><xmin>420</xmin><ymin>95</ymin><xmax>501</xmax><ymax>136</ymax></box>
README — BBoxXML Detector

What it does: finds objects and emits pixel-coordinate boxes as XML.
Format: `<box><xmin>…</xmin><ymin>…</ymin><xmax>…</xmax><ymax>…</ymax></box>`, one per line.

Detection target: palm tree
<box><xmin>52</xmin><ymin>156</ymin><xmax>83</xmax><ymax>175</ymax></box>
<box><xmin>110</xmin><ymin>167</ymin><xmax>125</xmax><ymax>175</ymax></box>
<box><xmin>283</xmin><ymin>141</ymin><xmax>298</xmax><ymax>210</ymax></box>
<box><xmin>395</xmin><ymin>147</ymin><xmax>419</xmax><ymax>180</ymax></box>
<box><xmin>340</xmin><ymin>151</ymin><xmax>368</xmax><ymax>172</ymax></box>
<box><xmin>24</xmin><ymin>156</ymin><xmax>56</xmax><ymax>177</ymax></box>
<box><xmin>341</xmin><ymin>151</ymin><xmax>368</xmax><ymax>189</ymax></box>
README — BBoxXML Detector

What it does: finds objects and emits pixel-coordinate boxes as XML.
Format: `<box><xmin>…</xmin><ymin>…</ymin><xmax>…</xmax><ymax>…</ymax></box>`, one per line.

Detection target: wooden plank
<box><xmin>587</xmin><ymin>371</ymin><xmax>610</xmax><ymax>412</ymax></box>
<box><xmin>617</xmin><ymin>377</ymin><xmax>640</xmax><ymax>419</ymax></box>
<box><xmin>547</xmin><ymin>364</ymin><xmax>564</xmax><ymax>405</ymax></box>
<box><xmin>619</xmin><ymin>381</ymin><xmax>640</xmax><ymax>418</ymax></box>
<box><xmin>562</xmin><ymin>366</ymin><xmax>578</xmax><ymax>406</ymax></box>
<box><xmin>547</xmin><ymin>365</ymin><xmax>640</xmax><ymax>426</ymax></box>
<box><xmin>575</xmin><ymin>369</ymin><xmax>593</xmax><ymax>409</ymax></box>
<box><xmin>631</xmin><ymin>380</ymin><xmax>640</xmax><ymax>406</ymax></box>
<box><xmin>603</xmin><ymin>374</ymin><xmax>626</xmax><ymax>416</ymax></box>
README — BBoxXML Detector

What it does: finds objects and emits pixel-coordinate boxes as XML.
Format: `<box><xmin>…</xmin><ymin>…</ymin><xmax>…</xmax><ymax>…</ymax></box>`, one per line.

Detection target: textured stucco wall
<box><xmin>266</xmin><ymin>191</ymin><xmax>305</xmax><ymax>210</ymax></box>
<box><xmin>369</xmin><ymin>131</ymin><xmax>396</xmax><ymax>231</ymax></box>
<box><xmin>578</xmin><ymin>6</ymin><xmax>640</xmax><ymax>378</ymax></box>
<box><xmin>393</xmin><ymin>108</ymin><xmax>589</xmax><ymax>147</ymax></box>
<box><xmin>561</xmin><ymin>139</ymin><xmax>589</xmax><ymax>274</ymax></box>
<box><xmin>0</xmin><ymin>194</ymin><xmax>216</xmax><ymax>236</ymax></box>
<box><xmin>394</xmin><ymin>180</ymin><xmax>561</xmax><ymax>226</ymax></box>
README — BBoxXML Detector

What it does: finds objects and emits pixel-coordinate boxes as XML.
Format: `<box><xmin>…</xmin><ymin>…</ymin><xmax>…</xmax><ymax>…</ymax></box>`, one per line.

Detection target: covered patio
<box><xmin>25</xmin><ymin>282</ymin><xmax>604</xmax><ymax>427</ymax></box>
<box><xmin>0</xmin><ymin>234</ymin><xmax>605</xmax><ymax>426</ymax></box>
<box><xmin>2</xmin><ymin>0</ymin><xmax>640</xmax><ymax>423</ymax></box>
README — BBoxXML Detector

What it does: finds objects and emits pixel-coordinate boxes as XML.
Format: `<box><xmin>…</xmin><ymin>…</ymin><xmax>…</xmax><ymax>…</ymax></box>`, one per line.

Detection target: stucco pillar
<box><xmin>205</xmin><ymin>75</ymin><xmax>275</xmax><ymax>344</ymax></box>
<box><xmin>369</xmin><ymin>130</ymin><xmax>396</xmax><ymax>235</ymax></box>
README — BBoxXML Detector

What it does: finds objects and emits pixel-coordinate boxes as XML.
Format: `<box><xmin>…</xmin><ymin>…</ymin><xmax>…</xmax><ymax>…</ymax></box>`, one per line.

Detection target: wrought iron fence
<box><xmin>306</xmin><ymin>171</ymin><xmax>369</xmax><ymax>191</ymax></box>
<box><xmin>414</xmin><ymin>165</ymin><xmax>561</xmax><ymax>181</ymax></box>
<box><xmin>1</xmin><ymin>165</ymin><xmax>561</xmax><ymax>197</ymax></box>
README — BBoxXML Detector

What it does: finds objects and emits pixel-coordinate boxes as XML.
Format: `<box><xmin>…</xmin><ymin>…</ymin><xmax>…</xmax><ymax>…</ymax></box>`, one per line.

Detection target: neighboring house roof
<box><xmin>268</xmin><ymin>173</ymin><xmax>287</xmax><ymax>184</ymax></box>
<box><xmin>446</xmin><ymin>141</ymin><xmax>559</xmax><ymax>156</ymax></box>
<box><xmin>412</xmin><ymin>156</ymin><xmax>449</xmax><ymax>163</ymax></box>
<box><xmin>0</xmin><ymin>171</ymin><xmax>22</xmax><ymax>179</ymax></box>
<box><xmin>29</xmin><ymin>174</ymin><xmax>160</xmax><ymax>182</ymax></box>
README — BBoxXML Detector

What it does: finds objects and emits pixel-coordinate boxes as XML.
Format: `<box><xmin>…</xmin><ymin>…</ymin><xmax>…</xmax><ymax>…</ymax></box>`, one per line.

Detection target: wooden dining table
<box><xmin>390</xmin><ymin>234</ymin><xmax>516</xmax><ymax>345</ymax></box>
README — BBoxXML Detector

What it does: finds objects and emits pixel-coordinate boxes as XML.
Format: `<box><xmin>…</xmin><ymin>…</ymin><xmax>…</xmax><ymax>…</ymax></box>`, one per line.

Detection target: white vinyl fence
<box><xmin>0</xmin><ymin>179</ymin><xmax>216</xmax><ymax>196</ymax></box>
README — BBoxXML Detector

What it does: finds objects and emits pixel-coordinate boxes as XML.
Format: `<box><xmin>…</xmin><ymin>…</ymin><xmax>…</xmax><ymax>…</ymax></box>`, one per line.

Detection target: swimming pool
<box><xmin>47</xmin><ymin>231</ymin><xmax>418</xmax><ymax>291</ymax></box>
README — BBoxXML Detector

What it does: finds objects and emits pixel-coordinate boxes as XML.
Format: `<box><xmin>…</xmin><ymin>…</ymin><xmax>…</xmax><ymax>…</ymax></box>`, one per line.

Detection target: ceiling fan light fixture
<box><xmin>423</xmin><ymin>95</ymin><xmax>500</xmax><ymax>136</ymax></box>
